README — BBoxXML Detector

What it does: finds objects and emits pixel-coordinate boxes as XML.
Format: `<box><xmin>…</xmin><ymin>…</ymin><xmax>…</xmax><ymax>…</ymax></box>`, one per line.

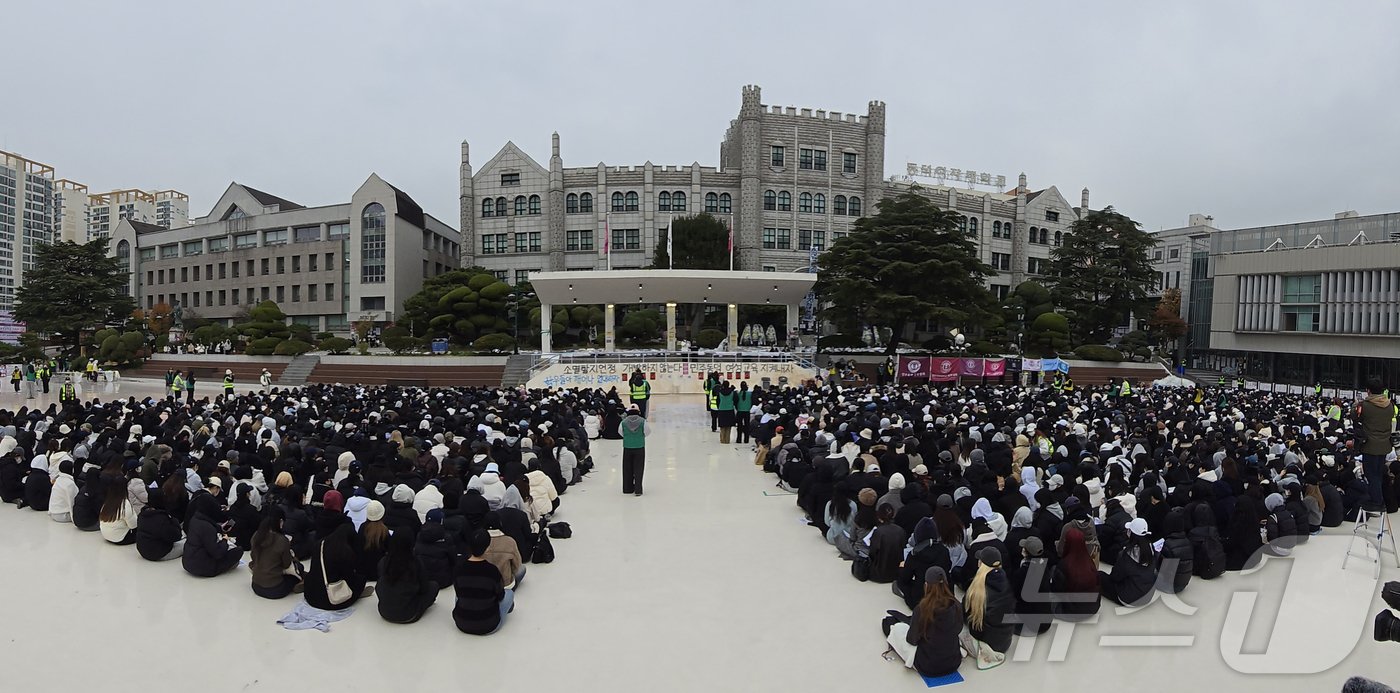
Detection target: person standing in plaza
<box><xmin>621</xmin><ymin>403</ymin><xmax>649</xmax><ymax>496</ymax></box>
<box><xmin>259</xmin><ymin>368</ymin><xmax>273</xmax><ymax>392</ymax></box>
<box><xmin>170</xmin><ymin>370</ymin><xmax>185</xmax><ymax>402</ymax></box>
<box><xmin>628</xmin><ymin>369</ymin><xmax>651</xmax><ymax>418</ymax></box>
<box><xmin>704</xmin><ymin>371</ymin><xmax>720</xmax><ymax>431</ymax></box>
<box><xmin>23</xmin><ymin>362</ymin><xmax>36</xmax><ymax>399</ymax></box>
<box><xmin>38</xmin><ymin>361</ymin><xmax>51</xmax><ymax>394</ymax></box>
<box><xmin>715</xmin><ymin>380</ymin><xmax>736</xmax><ymax>444</ymax></box>
<box><xmin>734</xmin><ymin>381</ymin><xmax>752</xmax><ymax>445</ymax></box>
<box><xmin>1356</xmin><ymin>378</ymin><xmax>1395</xmax><ymax>512</ymax></box>
<box><xmin>10</xmin><ymin>365</ymin><xmax>20</xmax><ymax>393</ymax></box>
<box><xmin>223</xmin><ymin>369</ymin><xmax>235</xmax><ymax>399</ymax></box>
<box><xmin>185</xmin><ymin>370</ymin><xmax>196</xmax><ymax>404</ymax></box>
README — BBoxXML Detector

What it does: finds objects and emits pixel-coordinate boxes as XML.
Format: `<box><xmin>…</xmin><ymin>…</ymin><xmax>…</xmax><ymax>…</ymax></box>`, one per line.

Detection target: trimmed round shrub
<box><xmin>274</xmin><ymin>339</ymin><xmax>314</xmax><ymax>356</ymax></box>
<box><xmin>967</xmin><ymin>340</ymin><xmax>1003</xmax><ymax>356</ymax></box>
<box><xmin>318</xmin><ymin>337</ymin><xmax>353</xmax><ymax>354</ymax></box>
<box><xmin>1073</xmin><ymin>345</ymin><xmax>1124</xmax><ymax>362</ymax></box>
<box><xmin>696</xmin><ymin>328</ymin><xmax>726</xmax><ymax>349</ymax></box>
<box><xmin>245</xmin><ymin>336</ymin><xmax>282</xmax><ymax>355</ymax></box>
<box><xmin>472</xmin><ymin>333</ymin><xmax>516</xmax><ymax>352</ymax></box>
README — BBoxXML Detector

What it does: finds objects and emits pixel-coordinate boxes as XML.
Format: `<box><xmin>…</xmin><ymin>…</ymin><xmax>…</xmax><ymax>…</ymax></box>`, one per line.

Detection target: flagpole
<box><xmin>728</xmin><ymin>213</ymin><xmax>734</xmax><ymax>271</ymax></box>
<box><xmin>667</xmin><ymin>213</ymin><xmax>673</xmax><ymax>270</ymax></box>
<box><xmin>604</xmin><ymin>212</ymin><xmax>611</xmax><ymax>271</ymax></box>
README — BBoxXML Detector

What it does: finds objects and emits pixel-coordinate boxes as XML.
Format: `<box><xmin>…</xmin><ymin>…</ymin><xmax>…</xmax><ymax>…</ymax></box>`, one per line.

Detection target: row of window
<box><xmin>144</xmin><ymin>252</ymin><xmax>344</xmax><ymax>286</ymax></box>
<box><xmin>1028</xmin><ymin>226</ymin><xmax>1060</xmax><ymax>246</ymax></box>
<box><xmin>760</xmin><ymin>228</ymin><xmax>850</xmax><ymax>251</ymax></box>
<box><xmin>770</xmin><ymin>146</ymin><xmax>858</xmax><ymax>174</ymax></box>
<box><xmin>990</xmin><ymin>253</ymin><xmax>1052</xmax><ymax>275</ymax></box>
<box><xmin>481</xmin><ymin>195</ymin><xmax>542</xmax><ymax>218</ymax></box>
<box><xmin>762</xmin><ymin>191</ymin><xmax>863</xmax><ymax>216</ymax></box>
<box><xmin>480</xmin><ymin>232</ymin><xmax>543</xmax><ymax>255</ymax></box>
<box><xmin>485</xmin><ymin>269</ymin><xmax>536</xmax><ymax>286</ymax></box>
<box><xmin>144</xmin><ymin>282</ymin><xmax>338</xmax><ymax>311</ymax></box>
<box><xmin>136</xmin><ymin>223</ymin><xmax>352</xmax><ymax>262</ymax></box>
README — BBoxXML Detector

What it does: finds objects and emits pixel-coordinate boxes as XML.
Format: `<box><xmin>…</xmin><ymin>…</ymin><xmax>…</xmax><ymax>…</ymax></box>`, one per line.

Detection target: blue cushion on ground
<box><xmin>921</xmin><ymin>671</ymin><xmax>964</xmax><ymax>687</ymax></box>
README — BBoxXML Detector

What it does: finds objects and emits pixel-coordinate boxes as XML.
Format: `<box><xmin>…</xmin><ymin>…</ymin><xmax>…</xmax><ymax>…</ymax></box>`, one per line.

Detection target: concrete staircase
<box><xmin>501</xmin><ymin>354</ymin><xmax>540</xmax><ymax>387</ymax></box>
<box><xmin>278</xmin><ymin>354</ymin><xmax>321</xmax><ymax>386</ymax></box>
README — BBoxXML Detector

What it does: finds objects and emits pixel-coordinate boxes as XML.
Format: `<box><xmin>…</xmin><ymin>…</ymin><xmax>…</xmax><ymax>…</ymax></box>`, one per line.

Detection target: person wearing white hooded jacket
<box><xmin>48</xmin><ymin>461</ymin><xmax>78</xmax><ymax>522</ymax></box>
<box><xmin>968</xmin><ymin>497</ymin><xmax>1008</xmax><ymax>542</ymax></box>
<box><xmin>1019</xmin><ymin>467</ymin><xmax>1041</xmax><ymax>512</ymax></box>
<box><xmin>345</xmin><ymin>494</ymin><xmax>373</xmax><ymax>532</ymax></box>
<box><xmin>333</xmin><ymin>451</ymin><xmax>356</xmax><ymax>488</ymax></box>
<box><xmin>584</xmin><ymin>412</ymin><xmax>601</xmax><ymax>440</ymax></box>
<box><xmin>525</xmin><ymin>469</ymin><xmax>558</xmax><ymax>519</ymax></box>
<box><xmin>469</xmin><ymin>463</ymin><xmax>507</xmax><ymax>510</ymax></box>
<box><xmin>413</xmin><ymin>482</ymin><xmax>445</xmax><ymax>523</ymax></box>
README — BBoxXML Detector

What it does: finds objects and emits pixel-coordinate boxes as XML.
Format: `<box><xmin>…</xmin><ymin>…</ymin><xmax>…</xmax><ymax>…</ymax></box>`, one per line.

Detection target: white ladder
<box><xmin>1342</xmin><ymin>506</ymin><xmax>1399</xmax><ymax>578</ymax></box>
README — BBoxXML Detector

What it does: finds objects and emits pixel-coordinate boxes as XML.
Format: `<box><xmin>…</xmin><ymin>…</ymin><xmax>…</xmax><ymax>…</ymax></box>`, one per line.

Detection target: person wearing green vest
<box><xmin>58</xmin><ymin>376</ymin><xmax>78</xmax><ymax>406</ymax></box>
<box><xmin>704</xmin><ymin>372</ymin><xmax>720</xmax><ymax>431</ymax></box>
<box><xmin>734</xmin><ymin>382</ymin><xmax>753</xmax><ymax>445</ymax></box>
<box><xmin>223</xmin><ymin>369</ymin><xmax>235</xmax><ymax>399</ymax></box>
<box><xmin>1061</xmin><ymin>377</ymin><xmax>1074</xmax><ymax>393</ymax></box>
<box><xmin>1218</xmin><ymin>375</ymin><xmax>1226</xmax><ymax>387</ymax></box>
<box><xmin>715</xmin><ymin>381</ymin><xmax>737</xmax><ymax>444</ymax></box>
<box><xmin>1119</xmin><ymin>379</ymin><xmax>1132</xmax><ymax>397</ymax></box>
<box><xmin>38</xmin><ymin>363</ymin><xmax>51</xmax><ymax>394</ymax></box>
<box><xmin>628</xmin><ymin>370</ymin><xmax>651</xmax><ymax>418</ymax></box>
<box><xmin>1234</xmin><ymin>376</ymin><xmax>1243</xmax><ymax>389</ymax></box>
<box><xmin>9</xmin><ymin>365</ymin><xmax>20</xmax><ymax>392</ymax></box>
<box><xmin>1327</xmin><ymin>400</ymin><xmax>1343</xmax><ymax>422</ymax></box>
<box><xmin>1314</xmin><ymin>383</ymin><xmax>1323</xmax><ymax>398</ymax></box>
<box><xmin>620</xmin><ymin>404</ymin><xmax>650</xmax><ymax>496</ymax></box>
<box><xmin>170</xmin><ymin>372</ymin><xmax>185</xmax><ymax>401</ymax></box>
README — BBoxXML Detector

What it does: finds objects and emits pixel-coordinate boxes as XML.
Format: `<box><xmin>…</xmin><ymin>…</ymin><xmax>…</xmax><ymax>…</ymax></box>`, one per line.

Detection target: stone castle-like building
<box><xmin>461</xmin><ymin>85</ymin><xmax>1089</xmax><ymax>301</ymax></box>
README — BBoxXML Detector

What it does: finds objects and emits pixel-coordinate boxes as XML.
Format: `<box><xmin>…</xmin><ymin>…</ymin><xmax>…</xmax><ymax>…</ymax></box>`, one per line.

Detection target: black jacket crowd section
<box><xmin>746</xmin><ymin>379</ymin><xmax>1399</xmax><ymax>677</ymax></box>
<box><xmin>0</xmin><ymin>383</ymin><xmax>622</xmax><ymax>633</ymax></box>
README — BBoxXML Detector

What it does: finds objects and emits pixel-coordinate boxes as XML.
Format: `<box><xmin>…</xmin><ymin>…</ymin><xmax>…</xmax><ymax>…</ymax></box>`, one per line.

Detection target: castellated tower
<box><xmin>548</xmin><ymin>132</ymin><xmax>565</xmax><ymax>271</ymax></box>
<box><xmin>737</xmin><ymin>84</ymin><xmax>763</xmax><ymax>271</ymax></box>
<box><xmin>459</xmin><ymin>141</ymin><xmax>474</xmax><ymax>266</ymax></box>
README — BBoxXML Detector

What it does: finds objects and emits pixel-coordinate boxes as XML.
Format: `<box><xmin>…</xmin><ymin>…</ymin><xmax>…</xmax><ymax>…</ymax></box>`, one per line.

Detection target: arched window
<box><xmin>777</xmin><ymin>191</ymin><xmax>791</xmax><ymax>211</ymax></box>
<box><xmin>514</xmin><ymin>196</ymin><xmax>527</xmax><ymax>216</ymax></box>
<box><xmin>798</xmin><ymin>192</ymin><xmax>813</xmax><ymax>213</ymax></box>
<box><xmin>814</xmin><ymin>193</ymin><xmax>826</xmax><ymax>214</ymax></box>
<box><xmin>1040</xmin><ymin>228</ymin><xmax>1050</xmax><ymax>245</ymax></box>
<box><xmin>992</xmin><ymin>220</ymin><xmax>1002</xmax><ymax>237</ymax></box>
<box><xmin>718</xmin><ymin>193</ymin><xmax>731</xmax><ymax>213</ymax></box>
<box><xmin>1029</xmin><ymin>226</ymin><xmax>1039</xmax><ymax>244</ymax></box>
<box><xmin>658</xmin><ymin>191</ymin><xmax>671</xmax><ymax>211</ymax></box>
<box><xmin>1054</xmin><ymin>230</ymin><xmax>1062</xmax><ymax>246</ymax></box>
<box><xmin>833</xmin><ymin>195</ymin><xmax>847</xmax><ymax>215</ymax></box>
<box><xmin>969</xmin><ymin>217</ymin><xmax>978</xmax><ymax>235</ymax></box>
<box><xmin>958</xmin><ymin>216</ymin><xmax>968</xmax><ymax>234</ymax></box>
<box><xmin>624</xmin><ymin>191</ymin><xmax>638</xmax><ymax>211</ymax></box>
<box><xmin>482</xmin><ymin>198</ymin><xmax>495</xmax><ymax>217</ymax></box>
<box><xmin>566</xmin><ymin>193</ymin><xmax>579</xmax><ymax>214</ymax></box>
<box><xmin>763</xmin><ymin>190</ymin><xmax>776</xmax><ymax>211</ymax></box>
<box><xmin>528</xmin><ymin>194</ymin><xmax>541</xmax><ymax>215</ymax></box>
<box><xmin>611</xmin><ymin>192</ymin><xmax>625</xmax><ymax>212</ymax></box>
<box><xmin>116</xmin><ymin>239</ymin><xmax>130</xmax><ymax>272</ymax></box>
<box><xmin>705</xmin><ymin>192</ymin><xmax>718</xmax><ymax>212</ymax></box>
<box><xmin>579</xmin><ymin>192</ymin><xmax>593</xmax><ymax>213</ymax></box>
<box><xmin>672</xmin><ymin>191</ymin><xmax>686</xmax><ymax>211</ymax></box>
<box><xmin>848</xmin><ymin>196</ymin><xmax>862</xmax><ymax>216</ymax></box>
<box><xmin>495</xmin><ymin>196</ymin><xmax>506</xmax><ymax>214</ymax></box>
<box><xmin>361</xmin><ymin>203</ymin><xmax>386</xmax><ymax>284</ymax></box>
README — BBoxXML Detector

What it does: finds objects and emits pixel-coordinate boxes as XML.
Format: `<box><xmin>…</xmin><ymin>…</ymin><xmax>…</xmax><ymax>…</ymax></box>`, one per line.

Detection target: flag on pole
<box><xmin>727</xmin><ymin>215</ymin><xmax>734</xmax><ymax>271</ymax></box>
<box><xmin>666</xmin><ymin>215</ymin><xmax>673</xmax><ymax>270</ymax></box>
<box><xmin>603</xmin><ymin>213</ymin><xmax>611</xmax><ymax>270</ymax></box>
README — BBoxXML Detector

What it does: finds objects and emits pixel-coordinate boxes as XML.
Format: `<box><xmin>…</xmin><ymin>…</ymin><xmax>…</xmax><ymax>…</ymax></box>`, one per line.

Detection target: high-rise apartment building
<box><xmin>88</xmin><ymin>188</ymin><xmax>189</xmax><ymax>239</ymax></box>
<box><xmin>0</xmin><ymin>150</ymin><xmax>56</xmax><ymax>310</ymax></box>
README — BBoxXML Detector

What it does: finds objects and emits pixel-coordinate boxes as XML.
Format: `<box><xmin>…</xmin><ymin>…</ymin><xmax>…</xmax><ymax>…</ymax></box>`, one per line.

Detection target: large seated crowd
<box><xmin>0</xmin><ymin>383</ymin><xmax>615</xmax><ymax>633</ymax></box>
<box><xmin>734</xmin><ymin>376</ymin><xmax>1400</xmax><ymax>674</ymax></box>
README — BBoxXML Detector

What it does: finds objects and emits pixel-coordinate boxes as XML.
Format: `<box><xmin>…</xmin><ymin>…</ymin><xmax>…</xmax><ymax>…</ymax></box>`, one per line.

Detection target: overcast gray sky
<box><xmin>6</xmin><ymin>0</ymin><xmax>1397</xmax><ymax>233</ymax></box>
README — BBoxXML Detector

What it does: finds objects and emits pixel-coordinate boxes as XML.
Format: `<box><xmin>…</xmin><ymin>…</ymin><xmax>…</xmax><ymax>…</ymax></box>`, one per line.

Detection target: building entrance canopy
<box><xmin>528</xmin><ymin>270</ymin><xmax>817</xmax><ymax>353</ymax></box>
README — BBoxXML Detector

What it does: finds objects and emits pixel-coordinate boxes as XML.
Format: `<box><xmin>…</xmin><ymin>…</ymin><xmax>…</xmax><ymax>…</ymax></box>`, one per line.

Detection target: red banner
<box><xmin>930</xmin><ymin>357</ymin><xmax>959</xmax><ymax>382</ymax></box>
<box><xmin>984</xmin><ymin>358</ymin><xmax>1006</xmax><ymax>377</ymax></box>
<box><xmin>960</xmin><ymin>358</ymin><xmax>984</xmax><ymax>377</ymax></box>
<box><xmin>897</xmin><ymin>356</ymin><xmax>930</xmax><ymax>381</ymax></box>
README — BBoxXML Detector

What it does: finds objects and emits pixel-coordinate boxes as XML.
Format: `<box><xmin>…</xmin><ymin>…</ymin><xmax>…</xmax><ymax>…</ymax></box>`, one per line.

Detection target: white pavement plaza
<box><xmin>0</xmin><ymin>391</ymin><xmax>1395</xmax><ymax>692</ymax></box>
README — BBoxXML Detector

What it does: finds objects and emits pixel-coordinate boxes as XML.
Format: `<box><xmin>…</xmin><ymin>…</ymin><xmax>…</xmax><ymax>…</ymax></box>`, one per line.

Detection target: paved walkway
<box><xmin>0</xmin><ymin>395</ymin><xmax>1392</xmax><ymax>691</ymax></box>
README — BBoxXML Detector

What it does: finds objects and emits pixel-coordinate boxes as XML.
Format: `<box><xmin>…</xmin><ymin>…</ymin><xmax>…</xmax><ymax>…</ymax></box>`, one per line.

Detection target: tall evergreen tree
<box><xmin>13</xmin><ymin>238</ymin><xmax>135</xmax><ymax>354</ymax></box>
<box><xmin>816</xmin><ymin>190</ymin><xmax>993</xmax><ymax>354</ymax></box>
<box><xmin>1045</xmin><ymin>207</ymin><xmax>1159</xmax><ymax>344</ymax></box>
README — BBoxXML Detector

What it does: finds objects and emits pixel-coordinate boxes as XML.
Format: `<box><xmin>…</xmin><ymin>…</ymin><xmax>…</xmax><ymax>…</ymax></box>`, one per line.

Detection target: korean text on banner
<box><xmin>897</xmin><ymin>356</ymin><xmax>931</xmax><ymax>381</ymax></box>
<box><xmin>930</xmin><ymin>357</ymin><xmax>959</xmax><ymax>382</ymax></box>
<box><xmin>1022</xmin><ymin>358</ymin><xmax>1042</xmax><ymax>372</ymax></box>
<box><xmin>1040</xmin><ymin>358</ymin><xmax>1063</xmax><ymax>372</ymax></box>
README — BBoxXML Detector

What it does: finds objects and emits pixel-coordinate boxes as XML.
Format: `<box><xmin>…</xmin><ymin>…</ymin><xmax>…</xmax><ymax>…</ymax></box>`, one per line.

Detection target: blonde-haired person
<box><xmin>962</xmin><ymin>546</ymin><xmax>1014</xmax><ymax>669</ymax></box>
<box><xmin>882</xmin><ymin>566</ymin><xmax>964</xmax><ymax>678</ymax></box>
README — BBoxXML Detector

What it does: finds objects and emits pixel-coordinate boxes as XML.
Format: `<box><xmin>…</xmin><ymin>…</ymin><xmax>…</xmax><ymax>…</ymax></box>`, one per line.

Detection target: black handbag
<box><xmin>548</xmin><ymin>522</ymin><xmax>572</xmax><ymax>539</ymax></box>
<box><xmin>851</xmin><ymin>553</ymin><xmax>871</xmax><ymax>582</ymax></box>
<box><xmin>531</xmin><ymin>527</ymin><xmax>555</xmax><ymax>564</ymax></box>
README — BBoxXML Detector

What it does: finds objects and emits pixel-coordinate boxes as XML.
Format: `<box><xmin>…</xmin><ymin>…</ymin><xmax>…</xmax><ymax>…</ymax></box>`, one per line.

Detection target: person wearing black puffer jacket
<box><xmin>414</xmin><ymin>509</ymin><xmax>456</xmax><ymax>589</ymax></box>
<box><xmin>1319</xmin><ymin>474</ymin><xmax>1346</xmax><ymax>527</ymax></box>
<box><xmin>135</xmin><ymin>489</ymin><xmax>185</xmax><ymax>561</ymax></box>
<box><xmin>1157</xmin><ymin>508</ymin><xmax>1193</xmax><ymax>594</ymax></box>
<box><xmin>1098</xmin><ymin>498</ymin><xmax>1131</xmax><ymax>565</ymax></box>
<box><xmin>896</xmin><ymin>518</ymin><xmax>951</xmax><ymax>610</ymax></box>
<box><xmin>71</xmin><ymin>467</ymin><xmax>102</xmax><ymax>531</ymax></box>
<box><xmin>964</xmin><ymin>546</ymin><xmax>1015</xmax><ymax>667</ymax></box>
<box><xmin>1100</xmin><ymin>518</ymin><xmax>1159</xmax><ymax>607</ymax></box>
<box><xmin>21</xmin><ymin>457</ymin><xmax>49</xmax><ymax>511</ymax></box>
<box><xmin>1187</xmin><ymin>503</ymin><xmax>1226</xmax><ymax>579</ymax></box>
<box><xmin>1263</xmin><ymin>493</ymin><xmax>1297</xmax><ymax>557</ymax></box>
<box><xmin>183</xmin><ymin>508</ymin><xmax>245</xmax><ymax>577</ymax></box>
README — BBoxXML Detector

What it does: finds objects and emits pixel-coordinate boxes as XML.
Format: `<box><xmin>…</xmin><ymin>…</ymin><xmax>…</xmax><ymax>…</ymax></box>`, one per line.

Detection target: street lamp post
<box><xmin>507</xmin><ymin>291</ymin><xmax>535</xmax><ymax>355</ymax></box>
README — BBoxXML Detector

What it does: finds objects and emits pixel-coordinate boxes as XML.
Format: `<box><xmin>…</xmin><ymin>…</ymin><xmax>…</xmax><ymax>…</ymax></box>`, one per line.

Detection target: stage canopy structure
<box><xmin>528</xmin><ymin>269</ymin><xmax>817</xmax><ymax>353</ymax></box>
